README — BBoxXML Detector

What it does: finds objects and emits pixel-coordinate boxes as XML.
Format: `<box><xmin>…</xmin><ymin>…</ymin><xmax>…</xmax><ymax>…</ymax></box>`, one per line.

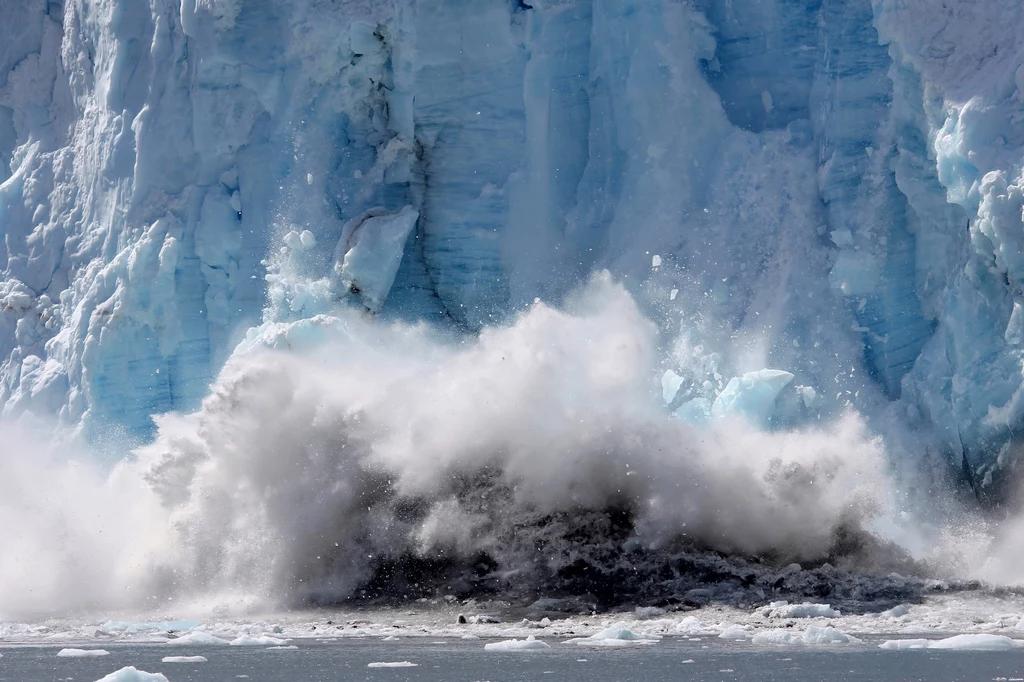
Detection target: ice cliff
<box><xmin>1</xmin><ymin>0</ymin><xmax>1024</xmax><ymax>497</ymax></box>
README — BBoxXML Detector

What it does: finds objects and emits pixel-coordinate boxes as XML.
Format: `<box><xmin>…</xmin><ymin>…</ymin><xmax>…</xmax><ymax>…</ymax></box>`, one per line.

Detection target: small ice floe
<box><xmin>718</xmin><ymin>625</ymin><xmax>752</xmax><ymax>640</ymax></box>
<box><xmin>267</xmin><ymin>646</ymin><xmax>298</xmax><ymax>650</ymax></box>
<box><xmin>566</xmin><ymin>624</ymin><xmax>660</xmax><ymax>647</ymax></box>
<box><xmin>751</xmin><ymin>626</ymin><xmax>860</xmax><ymax>645</ymax></box>
<box><xmin>368</xmin><ymin>662</ymin><xmax>418</xmax><ymax>668</ymax></box>
<box><xmin>161</xmin><ymin>656</ymin><xmax>208</xmax><ymax>663</ymax></box>
<box><xmin>57</xmin><ymin>649</ymin><xmax>110</xmax><ymax>657</ymax></box>
<box><xmin>484</xmin><ymin>636</ymin><xmax>551</xmax><ymax>651</ymax></box>
<box><xmin>760</xmin><ymin>601</ymin><xmax>840</xmax><ymax>619</ymax></box>
<box><xmin>166</xmin><ymin>631</ymin><xmax>230</xmax><ymax>646</ymax></box>
<box><xmin>879</xmin><ymin>604</ymin><xmax>911</xmax><ymax>618</ymax></box>
<box><xmin>880</xmin><ymin>634</ymin><xmax>1023</xmax><ymax>651</ymax></box>
<box><xmin>93</xmin><ymin>667</ymin><xmax>169</xmax><ymax>682</ymax></box>
<box><xmin>229</xmin><ymin>635</ymin><xmax>290</xmax><ymax>647</ymax></box>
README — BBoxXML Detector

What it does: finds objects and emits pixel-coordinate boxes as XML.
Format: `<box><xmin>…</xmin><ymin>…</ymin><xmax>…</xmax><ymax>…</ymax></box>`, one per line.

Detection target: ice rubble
<box><xmin>759</xmin><ymin>601</ymin><xmax>841</xmax><ymax>619</ymax></box>
<box><xmin>750</xmin><ymin>626</ymin><xmax>860</xmax><ymax>645</ymax></box>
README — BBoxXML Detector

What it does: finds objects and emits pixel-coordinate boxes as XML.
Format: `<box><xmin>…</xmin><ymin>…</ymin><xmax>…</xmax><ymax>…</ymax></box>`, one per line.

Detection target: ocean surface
<box><xmin>3</xmin><ymin>638</ymin><xmax>1024</xmax><ymax>682</ymax></box>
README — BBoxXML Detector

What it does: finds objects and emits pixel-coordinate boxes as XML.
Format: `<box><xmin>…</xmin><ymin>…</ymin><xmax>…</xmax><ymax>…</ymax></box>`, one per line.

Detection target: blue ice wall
<box><xmin>2</xmin><ymin>0</ymin><xmax>1024</xmax><ymax>494</ymax></box>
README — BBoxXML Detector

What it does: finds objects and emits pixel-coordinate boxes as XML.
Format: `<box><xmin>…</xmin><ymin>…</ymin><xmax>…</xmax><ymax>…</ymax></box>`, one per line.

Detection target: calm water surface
<box><xmin>2</xmin><ymin>638</ymin><xmax>1024</xmax><ymax>681</ymax></box>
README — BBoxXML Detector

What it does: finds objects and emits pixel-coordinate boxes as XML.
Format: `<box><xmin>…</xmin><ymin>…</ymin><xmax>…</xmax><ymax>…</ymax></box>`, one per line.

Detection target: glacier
<box><xmin>3</xmin><ymin>0</ymin><xmax>1024</xmax><ymax>612</ymax></box>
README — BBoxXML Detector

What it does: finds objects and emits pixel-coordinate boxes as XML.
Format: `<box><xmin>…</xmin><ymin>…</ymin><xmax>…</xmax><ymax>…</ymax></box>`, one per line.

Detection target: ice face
<box><xmin>1</xmin><ymin>0</ymin><xmax>1024</xmax><ymax>494</ymax></box>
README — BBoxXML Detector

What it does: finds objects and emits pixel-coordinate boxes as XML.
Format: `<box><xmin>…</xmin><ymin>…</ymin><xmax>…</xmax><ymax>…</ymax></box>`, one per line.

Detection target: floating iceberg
<box><xmin>57</xmin><ymin>649</ymin><xmax>109</xmax><ymax>657</ymax></box>
<box><xmin>92</xmin><ymin>669</ymin><xmax>167</xmax><ymax>682</ymax></box>
<box><xmin>880</xmin><ymin>635</ymin><xmax>1024</xmax><ymax>651</ymax></box>
<box><xmin>484</xmin><ymin>636</ymin><xmax>551</xmax><ymax>651</ymax></box>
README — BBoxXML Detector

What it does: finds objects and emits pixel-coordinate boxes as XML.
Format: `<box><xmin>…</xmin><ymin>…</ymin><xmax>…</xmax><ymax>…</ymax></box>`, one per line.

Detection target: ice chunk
<box><xmin>166</xmin><ymin>631</ymin><xmax>230</xmax><ymax>646</ymax></box>
<box><xmin>57</xmin><ymin>649</ymin><xmax>110</xmax><ymax>657</ymax></box>
<box><xmin>367</xmin><ymin>662</ymin><xmax>419</xmax><ymax>668</ymax></box>
<box><xmin>927</xmin><ymin>634</ymin><xmax>1022</xmax><ymax>651</ymax></box>
<box><xmin>761</xmin><ymin>602</ymin><xmax>840</xmax><ymax>619</ymax></box>
<box><xmin>229</xmin><ymin>635</ymin><xmax>290</xmax><ymax>646</ymax></box>
<box><xmin>161</xmin><ymin>656</ymin><xmax>207</xmax><ymax>663</ymax></box>
<box><xmin>879</xmin><ymin>604</ymin><xmax>910</xmax><ymax>618</ymax></box>
<box><xmin>468</xmin><ymin>615</ymin><xmax>501</xmax><ymax>624</ymax></box>
<box><xmin>718</xmin><ymin>625</ymin><xmax>752</xmax><ymax>640</ymax></box>
<box><xmin>751</xmin><ymin>625</ymin><xmax>858</xmax><ymax>645</ymax></box>
<box><xmin>484</xmin><ymin>636</ymin><xmax>551</xmax><ymax>651</ymax></box>
<box><xmin>674</xmin><ymin>397</ymin><xmax>713</xmax><ymax>424</ymax></box>
<box><xmin>334</xmin><ymin>207</ymin><xmax>419</xmax><ymax>313</ymax></box>
<box><xmin>92</xmin><ymin>668</ymin><xmax>168</xmax><ymax>682</ymax></box>
<box><xmin>750</xmin><ymin>629</ymin><xmax>803</xmax><ymax>645</ymax></box>
<box><xmin>880</xmin><ymin>635</ymin><xmax>1023</xmax><ymax>651</ymax></box>
<box><xmin>674</xmin><ymin>616</ymin><xmax>706</xmax><ymax>633</ymax></box>
<box><xmin>711</xmin><ymin>370</ymin><xmax>794</xmax><ymax>425</ymax></box>
<box><xmin>568</xmin><ymin>624</ymin><xmax>661</xmax><ymax>647</ymax></box>
<box><xmin>879</xmin><ymin>639</ymin><xmax>930</xmax><ymax>650</ymax></box>
<box><xmin>661</xmin><ymin>370</ymin><xmax>684</xmax><ymax>405</ymax></box>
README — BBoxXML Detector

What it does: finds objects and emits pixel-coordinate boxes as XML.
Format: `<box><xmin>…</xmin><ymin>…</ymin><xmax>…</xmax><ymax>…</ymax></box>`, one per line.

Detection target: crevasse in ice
<box><xmin>1</xmin><ymin>0</ymin><xmax>1023</xmax><ymax>493</ymax></box>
